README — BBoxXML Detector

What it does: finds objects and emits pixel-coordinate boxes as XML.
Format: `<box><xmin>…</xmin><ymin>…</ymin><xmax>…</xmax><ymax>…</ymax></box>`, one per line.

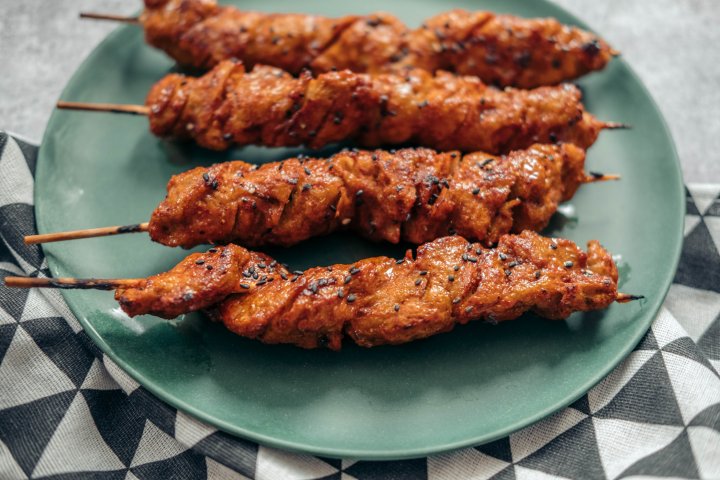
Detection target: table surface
<box><xmin>1</xmin><ymin>0</ymin><xmax>718</xmax><ymax>183</ymax></box>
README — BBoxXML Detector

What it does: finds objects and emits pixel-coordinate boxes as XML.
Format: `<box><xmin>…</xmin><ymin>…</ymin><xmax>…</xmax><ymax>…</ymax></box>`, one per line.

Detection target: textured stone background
<box><xmin>1</xmin><ymin>0</ymin><xmax>718</xmax><ymax>181</ymax></box>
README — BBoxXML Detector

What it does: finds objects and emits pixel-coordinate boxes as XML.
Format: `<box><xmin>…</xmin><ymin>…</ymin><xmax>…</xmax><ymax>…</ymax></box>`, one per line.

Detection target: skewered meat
<box><xmin>148</xmin><ymin>60</ymin><xmax>617</xmax><ymax>151</ymax></box>
<box><xmin>115</xmin><ymin>230</ymin><xmax>621</xmax><ymax>349</ymax></box>
<box><xmin>151</xmin><ymin>143</ymin><xmax>592</xmax><ymax>248</ymax></box>
<box><xmin>141</xmin><ymin>0</ymin><xmax>616</xmax><ymax>88</ymax></box>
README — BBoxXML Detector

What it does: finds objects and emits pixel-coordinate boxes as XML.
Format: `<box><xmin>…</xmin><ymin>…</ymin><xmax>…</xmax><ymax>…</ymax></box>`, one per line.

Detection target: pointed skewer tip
<box><xmin>584</xmin><ymin>172</ymin><xmax>620</xmax><ymax>183</ymax></box>
<box><xmin>79</xmin><ymin>12</ymin><xmax>140</xmax><ymax>24</ymax></box>
<box><xmin>616</xmin><ymin>293</ymin><xmax>645</xmax><ymax>303</ymax></box>
<box><xmin>605</xmin><ymin>122</ymin><xmax>631</xmax><ymax>130</ymax></box>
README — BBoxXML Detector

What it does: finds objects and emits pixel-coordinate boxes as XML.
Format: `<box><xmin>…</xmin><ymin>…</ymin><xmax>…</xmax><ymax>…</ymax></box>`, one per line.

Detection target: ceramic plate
<box><xmin>36</xmin><ymin>0</ymin><xmax>684</xmax><ymax>460</ymax></box>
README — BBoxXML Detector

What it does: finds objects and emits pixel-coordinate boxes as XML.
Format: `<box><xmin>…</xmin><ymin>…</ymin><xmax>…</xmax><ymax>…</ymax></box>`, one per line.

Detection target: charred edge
<box><xmin>604</xmin><ymin>122</ymin><xmax>631</xmax><ymax>130</ymax></box>
<box><xmin>109</xmin><ymin>108</ymin><xmax>144</xmax><ymax>116</ymax></box>
<box><xmin>617</xmin><ymin>294</ymin><xmax>645</xmax><ymax>303</ymax></box>
<box><xmin>47</xmin><ymin>280</ymin><xmax>118</xmax><ymax>290</ymax></box>
<box><xmin>117</xmin><ymin>224</ymin><xmax>145</xmax><ymax>234</ymax></box>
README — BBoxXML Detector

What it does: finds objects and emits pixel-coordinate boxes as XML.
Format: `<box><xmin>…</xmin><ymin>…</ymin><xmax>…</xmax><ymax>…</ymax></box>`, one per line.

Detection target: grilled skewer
<box><xmin>57</xmin><ymin>61</ymin><xmax>624</xmax><ymax>152</ymax></box>
<box><xmin>6</xmin><ymin>231</ymin><xmax>640</xmax><ymax>350</ymax></box>
<box><xmin>25</xmin><ymin>144</ymin><xmax>618</xmax><ymax>248</ymax></box>
<box><xmin>82</xmin><ymin>0</ymin><xmax>617</xmax><ymax>88</ymax></box>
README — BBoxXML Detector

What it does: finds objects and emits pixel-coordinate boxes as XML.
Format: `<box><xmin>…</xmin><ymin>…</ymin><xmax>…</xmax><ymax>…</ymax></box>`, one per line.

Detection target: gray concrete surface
<box><xmin>1</xmin><ymin>0</ymin><xmax>718</xmax><ymax>182</ymax></box>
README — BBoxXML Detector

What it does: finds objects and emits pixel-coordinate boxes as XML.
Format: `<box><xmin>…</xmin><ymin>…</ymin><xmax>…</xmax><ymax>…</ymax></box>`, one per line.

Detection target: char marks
<box><xmin>141</xmin><ymin>0</ymin><xmax>616</xmax><ymax>88</ymax></box>
<box><xmin>114</xmin><ymin>231</ymin><xmax>619</xmax><ymax>349</ymax></box>
<box><xmin>147</xmin><ymin>144</ymin><xmax>588</xmax><ymax>248</ymax></box>
<box><xmin>146</xmin><ymin>60</ymin><xmax>609</xmax><ymax>152</ymax></box>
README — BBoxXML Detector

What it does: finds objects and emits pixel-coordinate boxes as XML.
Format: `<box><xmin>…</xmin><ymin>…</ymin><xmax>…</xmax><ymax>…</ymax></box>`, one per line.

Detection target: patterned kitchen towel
<box><xmin>1</xmin><ymin>131</ymin><xmax>718</xmax><ymax>480</ymax></box>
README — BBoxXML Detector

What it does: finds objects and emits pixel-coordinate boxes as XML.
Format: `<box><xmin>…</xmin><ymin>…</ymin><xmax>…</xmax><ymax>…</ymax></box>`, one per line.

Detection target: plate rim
<box><xmin>35</xmin><ymin>0</ymin><xmax>685</xmax><ymax>460</ymax></box>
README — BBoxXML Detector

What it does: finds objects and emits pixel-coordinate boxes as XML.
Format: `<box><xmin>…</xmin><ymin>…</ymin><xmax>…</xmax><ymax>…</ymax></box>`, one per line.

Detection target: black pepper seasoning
<box><xmin>346</xmin><ymin>294</ymin><xmax>356</xmax><ymax>303</ymax></box>
<box><xmin>394</xmin><ymin>304</ymin><xmax>400</xmax><ymax>312</ymax></box>
<box><xmin>564</xmin><ymin>261</ymin><xmax>574</xmax><ymax>268</ymax></box>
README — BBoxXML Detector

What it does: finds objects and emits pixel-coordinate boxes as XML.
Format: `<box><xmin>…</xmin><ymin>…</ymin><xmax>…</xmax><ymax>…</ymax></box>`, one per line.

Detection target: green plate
<box><xmin>36</xmin><ymin>0</ymin><xmax>684</xmax><ymax>460</ymax></box>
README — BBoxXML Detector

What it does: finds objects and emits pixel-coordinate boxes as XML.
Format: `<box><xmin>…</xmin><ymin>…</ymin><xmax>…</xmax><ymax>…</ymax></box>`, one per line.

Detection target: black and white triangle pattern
<box><xmin>1</xmin><ymin>131</ymin><xmax>718</xmax><ymax>479</ymax></box>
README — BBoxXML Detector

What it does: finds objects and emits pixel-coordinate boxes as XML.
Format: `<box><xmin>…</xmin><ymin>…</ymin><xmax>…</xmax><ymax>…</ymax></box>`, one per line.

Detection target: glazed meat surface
<box><xmin>115</xmin><ymin>231</ymin><xmax>620</xmax><ymax>350</ymax></box>
<box><xmin>150</xmin><ymin>144</ymin><xmax>589</xmax><ymax>248</ymax></box>
<box><xmin>147</xmin><ymin>60</ymin><xmax>614</xmax><ymax>151</ymax></box>
<box><xmin>141</xmin><ymin>0</ymin><xmax>615</xmax><ymax>88</ymax></box>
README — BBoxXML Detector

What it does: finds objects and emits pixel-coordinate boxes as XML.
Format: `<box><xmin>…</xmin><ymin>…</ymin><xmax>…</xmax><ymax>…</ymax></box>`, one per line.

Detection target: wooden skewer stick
<box><xmin>54</xmin><ymin>103</ymin><xmax>627</xmax><ymax>133</ymax></box>
<box><xmin>25</xmin><ymin>223</ymin><xmax>150</xmax><ymax>245</ymax></box>
<box><xmin>21</xmin><ymin>171</ymin><xmax>615</xmax><ymax>246</ymax></box>
<box><xmin>615</xmin><ymin>293</ymin><xmax>645</xmax><ymax>303</ymax></box>
<box><xmin>4</xmin><ymin>277</ymin><xmax>144</xmax><ymax>290</ymax></box>
<box><xmin>604</xmin><ymin>122</ymin><xmax>631</xmax><ymax>130</ymax></box>
<box><xmin>4</xmin><ymin>275</ymin><xmax>643</xmax><ymax>304</ymax></box>
<box><xmin>583</xmin><ymin>172</ymin><xmax>620</xmax><ymax>183</ymax></box>
<box><xmin>80</xmin><ymin>12</ymin><xmax>140</xmax><ymax>24</ymax></box>
<box><xmin>57</xmin><ymin>101</ymin><xmax>149</xmax><ymax>116</ymax></box>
